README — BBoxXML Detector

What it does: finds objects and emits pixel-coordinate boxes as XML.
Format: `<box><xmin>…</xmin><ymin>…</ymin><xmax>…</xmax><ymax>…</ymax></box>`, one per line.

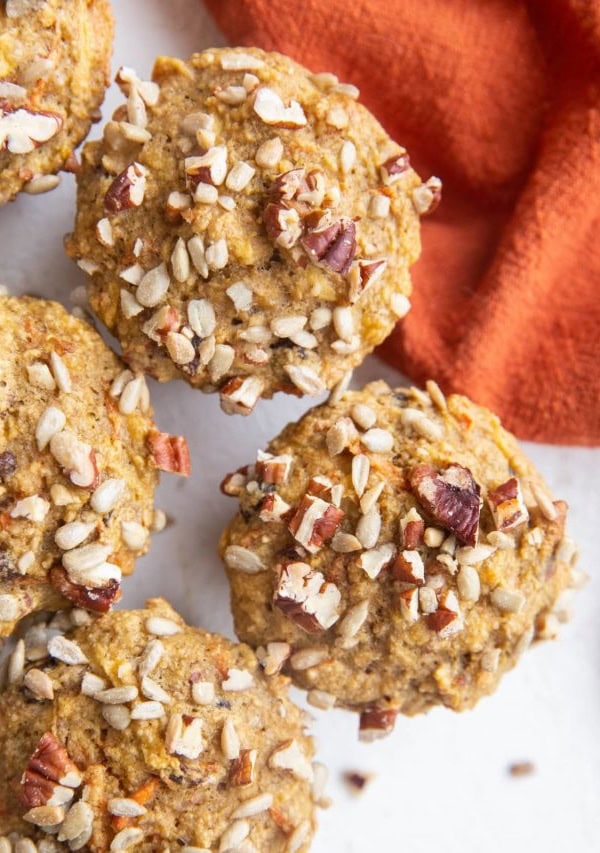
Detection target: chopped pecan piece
<box><xmin>255</xmin><ymin>450</ymin><xmax>293</xmax><ymax>484</ymax></box>
<box><xmin>358</xmin><ymin>708</ymin><xmax>398</xmax><ymax>742</ymax></box>
<box><xmin>399</xmin><ymin>508</ymin><xmax>425</xmax><ymax>549</ymax></box>
<box><xmin>0</xmin><ymin>105</ymin><xmax>62</xmax><ymax>154</ymax></box>
<box><xmin>104</xmin><ymin>161</ymin><xmax>147</xmax><ymax>213</ymax></box>
<box><xmin>229</xmin><ymin>749</ymin><xmax>257</xmax><ymax>786</ymax></box>
<box><xmin>425</xmin><ymin>590</ymin><xmax>463</xmax><ymax>637</ymax></box>
<box><xmin>220</xmin><ymin>376</ymin><xmax>264</xmax><ymax>416</ymax></box>
<box><xmin>392</xmin><ymin>550</ymin><xmax>425</xmax><ymax>585</ymax></box>
<box><xmin>288</xmin><ymin>494</ymin><xmax>344</xmax><ymax>553</ymax></box>
<box><xmin>409</xmin><ymin>463</ymin><xmax>481</xmax><ymax>546</ymax></box>
<box><xmin>147</xmin><ymin>431</ymin><xmax>191</xmax><ymax>476</ymax></box>
<box><xmin>488</xmin><ymin>477</ymin><xmax>529</xmax><ymax>531</ymax></box>
<box><xmin>348</xmin><ymin>258</ymin><xmax>387</xmax><ymax>303</ymax></box>
<box><xmin>301</xmin><ymin>218</ymin><xmax>356</xmax><ymax>274</ymax></box>
<box><xmin>49</xmin><ymin>566</ymin><xmax>121</xmax><ymax>614</ymax></box>
<box><xmin>412</xmin><ymin>176</ymin><xmax>442</xmax><ymax>216</ymax></box>
<box><xmin>220</xmin><ymin>466</ymin><xmax>249</xmax><ymax>496</ymax></box>
<box><xmin>20</xmin><ymin>733</ymin><xmax>82</xmax><ymax>809</ymax></box>
<box><xmin>270</xmin><ymin>168</ymin><xmax>307</xmax><ymax>201</ymax></box>
<box><xmin>274</xmin><ymin>561</ymin><xmax>341</xmax><ymax>632</ymax></box>
<box><xmin>264</xmin><ymin>202</ymin><xmax>302</xmax><ymax>249</ymax></box>
<box><xmin>259</xmin><ymin>493</ymin><xmax>292</xmax><ymax>522</ymax></box>
<box><xmin>380</xmin><ymin>153</ymin><xmax>411</xmax><ymax>185</ymax></box>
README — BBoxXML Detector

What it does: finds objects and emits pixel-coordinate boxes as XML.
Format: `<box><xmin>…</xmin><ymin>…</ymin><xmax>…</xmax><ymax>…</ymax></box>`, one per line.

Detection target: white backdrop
<box><xmin>1</xmin><ymin>2</ymin><xmax>598</xmax><ymax>850</ymax></box>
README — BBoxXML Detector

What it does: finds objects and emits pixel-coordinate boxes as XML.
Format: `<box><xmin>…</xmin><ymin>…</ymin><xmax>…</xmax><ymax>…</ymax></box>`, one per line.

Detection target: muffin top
<box><xmin>67</xmin><ymin>46</ymin><xmax>437</xmax><ymax>414</ymax></box>
<box><xmin>0</xmin><ymin>599</ymin><xmax>322</xmax><ymax>852</ymax></box>
<box><xmin>0</xmin><ymin>0</ymin><xmax>113</xmax><ymax>203</ymax></box>
<box><xmin>0</xmin><ymin>296</ymin><xmax>187</xmax><ymax>637</ymax></box>
<box><xmin>220</xmin><ymin>380</ymin><xmax>577</xmax><ymax>738</ymax></box>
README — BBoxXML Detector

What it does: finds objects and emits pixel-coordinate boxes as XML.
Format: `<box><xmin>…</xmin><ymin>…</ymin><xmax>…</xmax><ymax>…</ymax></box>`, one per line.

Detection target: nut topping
<box><xmin>488</xmin><ymin>477</ymin><xmax>529</xmax><ymax>531</ymax></box>
<box><xmin>301</xmin><ymin>218</ymin><xmax>356</xmax><ymax>274</ymax></box>
<box><xmin>380</xmin><ymin>153</ymin><xmax>410</xmax><ymax>185</ymax></box>
<box><xmin>229</xmin><ymin>749</ymin><xmax>257</xmax><ymax>787</ymax></box>
<box><xmin>274</xmin><ymin>561</ymin><xmax>341</xmax><ymax>632</ymax></box>
<box><xmin>0</xmin><ymin>105</ymin><xmax>62</xmax><ymax>154</ymax></box>
<box><xmin>220</xmin><ymin>375</ymin><xmax>264</xmax><ymax>416</ymax></box>
<box><xmin>147</xmin><ymin>431</ymin><xmax>191</xmax><ymax>476</ymax></box>
<box><xmin>392</xmin><ymin>550</ymin><xmax>425</xmax><ymax>585</ymax></box>
<box><xmin>288</xmin><ymin>494</ymin><xmax>344</xmax><ymax>553</ymax></box>
<box><xmin>358</xmin><ymin>707</ymin><xmax>398</xmax><ymax>742</ymax></box>
<box><xmin>255</xmin><ymin>450</ymin><xmax>293</xmax><ymax>484</ymax></box>
<box><xmin>104</xmin><ymin>162</ymin><xmax>147</xmax><ymax>213</ymax></box>
<box><xmin>253</xmin><ymin>87</ymin><xmax>307</xmax><ymax>128</ymax></box>
<box><xmin>412</xmin><ymin>176</ymin><xmax>442</xmax><ymax>215</ymax></box>
<box><xmin>20</xmin><ymin>733</ymin><xmax>82</xmax><ymax>809</ymax></box>
<box><xmin>348</xmin><ymin>258</ymin><xmax>387</xmax><ymax>303</ymax></box>
<box><xmin>49</xmin><ymin>566</ymin><xmax>121</xmax><ymax>614</ymax></box>
<box><xmin>409</xmin><ymin>463</ymin><xmax>481</xmax><ymax>546</ymax></box>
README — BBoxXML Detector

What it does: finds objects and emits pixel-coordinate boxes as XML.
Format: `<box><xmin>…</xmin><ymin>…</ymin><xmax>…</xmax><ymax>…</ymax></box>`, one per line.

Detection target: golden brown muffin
<box><xmin>0</xmin><ymin>599</ymin><xmax>323</xmax><ymax>851</ymax></box>
<box><xmin>0</xmin><ymin>296</ymin><xmax>189</xmax><ymax>639</ymax></box>
<box><xmin>0</xmin><ymin>0</ymin><xmax>113</xmax><ymax>204</ymax></box>
<box><xmin>219</xmin><ymin>380</ymin><xmax>578</xmax><ymax>739</ymax></box>
<box><xmin>66</xmin><ymin>46</ymin><xmax>439</xmax><ymax>415</ymax></box>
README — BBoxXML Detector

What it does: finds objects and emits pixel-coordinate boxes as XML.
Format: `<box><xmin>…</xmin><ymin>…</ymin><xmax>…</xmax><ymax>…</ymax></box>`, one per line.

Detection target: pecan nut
<box><xmin>104</xmin><ymin>161</ymin><xmax>147</xmax><ymax>213</ymax></box>
<box><xmin>301</xmin><ymin>218</ymin><xmax>356</xmax><ymax>274</ymax></box>
<box><xmin>21</xmin><ymin>733</ymin><xmax>82</xmax><ymax>809</ymax></box>
<box><xmin>358</xmin><ymin>707</ymin><xmax>398</xmax><ymax>742</ymax></box>
<box><xmin>49</xmin><ymin>566</ymin><xmax>121</xmax><ymax>614</ymax></box>
<box><xmin>487</xmin><ymin>477</ymin><xmax>529</xmax><ymax>531</ymax></box>
<box><xmin>288</xmin><ymin>494</ymin><xmax>344</xmax><ymax>553</ymax></box>
<box><xmin>274</xmin><ymin>561</ymin><xmax>341</xmax><ymax>633</ymax></box>
<box><xmin>409</xmin><ymin>463</ymin><xmax>481</xmax><ymax>546</ymax></box>
<box><xmin>147</xmin><ymin>431</ymin><xmax>191</xmax><ymax>476</ymax></box>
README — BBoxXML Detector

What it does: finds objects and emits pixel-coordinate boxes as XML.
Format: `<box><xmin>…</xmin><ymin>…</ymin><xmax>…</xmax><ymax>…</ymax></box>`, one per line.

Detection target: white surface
<box><xmin>1</xmin><ymin>2</ymin><xmax>599</xmax><ymax>850</ymax></box>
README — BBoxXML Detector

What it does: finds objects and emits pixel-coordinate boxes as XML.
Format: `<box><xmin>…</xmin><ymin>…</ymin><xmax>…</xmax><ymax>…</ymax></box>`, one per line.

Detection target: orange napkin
<box><xmin>205</xmin><ymin>0</ymin><xmax>600</xmax><ymax>445</ymax></box>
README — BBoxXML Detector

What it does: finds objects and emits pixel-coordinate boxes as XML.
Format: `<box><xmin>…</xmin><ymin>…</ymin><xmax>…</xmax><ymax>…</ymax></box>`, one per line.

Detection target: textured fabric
<box><xmin>205</xmin><ymin>0</ymin><xmax>600</xmax><ymax>445</ymax></box>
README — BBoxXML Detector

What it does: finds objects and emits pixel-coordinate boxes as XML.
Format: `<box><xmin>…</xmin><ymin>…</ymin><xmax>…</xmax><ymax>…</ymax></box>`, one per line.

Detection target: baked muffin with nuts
<box><xmin>66</xmin><ymin>46</ymin><xmax>439</xmax><ymax>415</ymax></box>
<box><xmin>0</xmin><ymin>296</ymin><xmax>190</xmax><ymax>639</ymax></box>
<box><xmin>0</xmin><ymin>0</ymin><xmax>113</xmax><ymax>204</ymax></box>
<box><xmin>219</xmin><ymin>380</ymin><xmax>578</xmax><ymax>739</ymax></box>
<box><xmin>0</xmin><ymin>598</ymin><xmax>323</xmax><ymax>851</ymax></box>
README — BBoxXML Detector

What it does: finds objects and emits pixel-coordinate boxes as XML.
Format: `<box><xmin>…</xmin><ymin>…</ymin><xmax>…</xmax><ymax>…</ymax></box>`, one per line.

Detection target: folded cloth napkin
<box><xmin>205</xmin><ymin>0</ymin><xmax>600</xmax><ymax>445</ymax></box>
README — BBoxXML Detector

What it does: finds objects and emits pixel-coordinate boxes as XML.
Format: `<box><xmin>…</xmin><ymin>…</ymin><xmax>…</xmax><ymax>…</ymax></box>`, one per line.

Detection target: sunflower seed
<box><xmin>145</xmin><ymin>616</ymin><xmax>182</xmax><ymax>636</ymax></box>
<box><xmin>50</xmin><ymin>351</ymin><xmax>72</xmax><ymax>393</ymax></box>
<box><xmin>130</xmin><ymin>700</ymin><xmax>165</xmax><ymax>720</ymax></box>
<box><xmin>224</xmin><ymin>545</ymin><xmax>264</xmax><ymax>573</ymax></box>
<box><xmin>48</xmin><ymin>636</ymin><xmax>88</xmax><ymax>665</ymax></box>
<box><xmin>102</xmin><ymin>704</ymin><xmax>131</xmax><ymax>731</ymax></box>
<box><xmin>284</xmin><ymin>364</ymin><xmax>325</xmax><ymax>395</ymax></box>
<box><xmin>107</xmin><ymin>798</ymin><xmax>147</xmax><ymax>817</ymax></box>
<box><xmin>361</xmin><ymin>428</ymin><xmax>393</xmax><ymax>453</ymax></box>
<box><xmin>36</xmin><ymin>406</ymin><xmax>66</xmax><ymax>451</ymax></box>
<box><xmin>221</xmin><ymin>718</ymin><xmax>240</xmax><ymax>760</ymax></box>
<box><xmin>91</xmin><ymin>478</ymin><xmax>126</xmax><ymax>514</ymax></box>
<box><xmin>136</xmin><ymin>263</ymin><xmax>170</xmax><ymax>307</ymax></box>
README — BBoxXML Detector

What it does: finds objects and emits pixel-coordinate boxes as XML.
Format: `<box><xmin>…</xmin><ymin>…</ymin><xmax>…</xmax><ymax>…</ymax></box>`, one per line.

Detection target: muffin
<box><xmin>0</xmin><ymin>599</ymin><xmax>323</xmax><ymax>852</ymax></box>
<box><xmin>0</xmin><ymin>295</ymin><xmax>189</xmax><ymax>638</ymax></box>
<box><xmin>0</xmin><ymin>0</ymin><xmax>113</xmax><ymax>204</ymax></box>
<box><xmin>219</xmin><ymin>380</ymin><xmax>578</xmax><ymax>739</ymax></box>
<box><xmin>66</xmin><ymin>46</ymin><xmax>439</xmax><ymax>415</ymax></box>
